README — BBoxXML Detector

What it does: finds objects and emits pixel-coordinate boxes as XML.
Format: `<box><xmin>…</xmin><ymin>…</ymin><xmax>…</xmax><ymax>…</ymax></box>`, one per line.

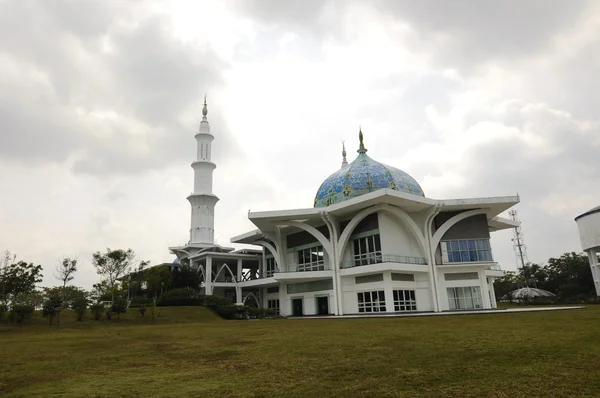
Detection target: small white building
<box><xmin>575</xmin><ymin>206</ymin><xmax>600</xmax><ymax>296</ymax></box>
<box><xmin>170</xmin><ymin>101</ymin><xmax>520</xmax><ymax>315</ymax></box>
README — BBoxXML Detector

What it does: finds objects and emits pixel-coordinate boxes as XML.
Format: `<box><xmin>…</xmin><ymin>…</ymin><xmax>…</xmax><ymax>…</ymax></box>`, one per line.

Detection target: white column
<box><xmin>205</xmin><ymin>257</ymin><xmax>213</xmax><ymax>295</ymax></box>
<box><xmin>384</xmin><ymin>272</ymin><xmax>395</xmax><ymax>313</ymax></box>
<box><xmin>479</xmin><ymin>270</ymin><xmax>492</xmax><ymax>309</ymax></box>
<box><xmin>279</xmin><ymin>283</ymin><xmax>287</xmax><ymax>316</ymax></box>
<box><xmin>488</xmin><ymin>277</ymin><xmax>497</xmax><ymax>308</ymax></box>
<box><xmin>588</xmin><ymin>249</ymin><xmax>600</xmax><ymax>296</ymax></box>
<box><xmin>235</xmin><ymin>287</ymin><xmax>242</xmax><ymax>305</ymax></box>
<box><xmin>236</xmin><ymin>259</ymin><xmax>242</xmax><ymax>282</ymax></box>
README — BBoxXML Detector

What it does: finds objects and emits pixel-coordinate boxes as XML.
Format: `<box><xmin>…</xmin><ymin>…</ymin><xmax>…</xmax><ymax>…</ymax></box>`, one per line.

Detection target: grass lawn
<box><xmin>1</xmin><ymin>305</ymin><xmax>600</xmax><ymax>397</ymax></box>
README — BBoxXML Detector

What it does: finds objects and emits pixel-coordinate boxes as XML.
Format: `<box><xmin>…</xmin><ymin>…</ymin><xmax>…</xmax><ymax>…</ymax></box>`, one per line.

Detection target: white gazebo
<box><xmin>575</xmin><ymin>205</ymin><xmax>600</xmax><ymax>296</ymax></box>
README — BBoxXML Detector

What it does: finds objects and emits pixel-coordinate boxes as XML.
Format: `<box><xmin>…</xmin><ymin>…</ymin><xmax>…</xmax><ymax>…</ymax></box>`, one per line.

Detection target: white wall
<box><xmin>340</xmin><ymin>271</ymin><xmax>432</xmax><ymax>314</ymax></box>
<box><xmin>378</xmin><ymin>213</ymin><xmax>424</xmax><ymax>258</ymax></box>
<box><xmin>436</xmin><ymin>268</ymin><xmax>492</xmax><ymax>311</ymax></box>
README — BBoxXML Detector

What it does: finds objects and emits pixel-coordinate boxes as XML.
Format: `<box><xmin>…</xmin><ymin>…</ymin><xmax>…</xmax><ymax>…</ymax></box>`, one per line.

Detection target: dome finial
<box><xmin>341</xmin><ymin>140</ymin><xmax>348</xmax><ymax>168</ymax></box>
<box><xmin>357</xmin><ymin>126</ymin><xmax>367</xmax><ymax>153</ymax></box>
<box><xmin>202</xmin><ymin>94</ymin><xmax>208</xmax><ymax>119</ymax></box>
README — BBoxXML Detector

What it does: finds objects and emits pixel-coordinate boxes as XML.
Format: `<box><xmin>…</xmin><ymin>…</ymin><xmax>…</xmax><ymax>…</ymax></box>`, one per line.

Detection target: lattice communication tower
<box><xmin>509</xmin><ymin>209</ymin><xmax>528</xmax><ymax>270</ymax></box>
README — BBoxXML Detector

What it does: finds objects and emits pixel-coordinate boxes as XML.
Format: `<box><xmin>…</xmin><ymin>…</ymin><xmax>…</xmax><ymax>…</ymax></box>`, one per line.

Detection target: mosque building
<box><xmin>169</xmin><ymin>99</ymin><xmax>520</xmax><ymax>316</ymax></box>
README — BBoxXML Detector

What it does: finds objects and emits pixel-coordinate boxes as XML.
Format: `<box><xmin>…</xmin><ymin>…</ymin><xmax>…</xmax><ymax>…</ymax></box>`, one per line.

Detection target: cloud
<box><xmin>0</xmin><ymin>0</ymin><xmax>241</xmax><ymax>176</ymax></box>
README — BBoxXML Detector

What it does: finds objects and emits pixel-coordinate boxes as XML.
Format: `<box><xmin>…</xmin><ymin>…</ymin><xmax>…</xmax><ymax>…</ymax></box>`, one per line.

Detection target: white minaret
<box><xmin>187</xmin><ymin>95</ymin><xmax>219</xmax><ymax>245</ymax></box>
<box><xmin>341</xmin><ymin>140</ymin><xmax>348</xmax><ymax>168</ymax></box>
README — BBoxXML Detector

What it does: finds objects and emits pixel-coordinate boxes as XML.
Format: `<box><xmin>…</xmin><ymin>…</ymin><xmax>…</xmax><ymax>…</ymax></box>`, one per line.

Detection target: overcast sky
<box><xmin>1</xmin><ymin>0</ymin><xmax>599</xmax><ymax>288</ymax></box>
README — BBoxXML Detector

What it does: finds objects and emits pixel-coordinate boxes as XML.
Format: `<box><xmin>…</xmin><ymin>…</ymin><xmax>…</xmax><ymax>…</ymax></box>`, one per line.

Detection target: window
<box><xmin>267</xmin><ymin>299</ymin><xmax>280</xmax><ymax>312</ymax></box>
<box><xmin>391</xmin><ymin>273</ymin><xmax>415</xmax><ymax>282</ymax></box>
<box><xmin>265</xmin><ymin>256</ymin><xmax>276</xmax><ymax>277</ymax></box>
<box><xmin>441</xmin><ymin>239</ymin><xmax>492</xmax><ymax>263</ymax></box>
<box><xmin>447</xmin><ymin>286</ymin><xmax>482</xmax><ymax>310</ymax></box>
<box><xmin>393</xmin><ymin>290</ymin><xmax>417</xmax><ymax>312</ymax></box>
<box><xmin>355</xmin><ymin>273</ymin><xmax>384</xmax><ymax>284</ymax></box>
<box><xmin>297</xmin><ymin>245</ymin><xmax>325</xmax><ymax>271</ymax></box>
<box><xmin>352</xmin><ymin>234</ymin><xmax>382</xmax><ymax>266</ymax></box>
<box><xmin>266</xmin><ymin>286</ymin><xmax>279</xmax><ymax>294</ymax></box>
<box><xmin>287</xmin><ymin>279</ymin><xmax>333</xmax><ymax>294</ymax></box>
<box><xmin>444</xmin><ymin>272</ymin><xmax>479</xmax><ymax>281</ymax></box>
<box><xmin>357</xmin><ymin>290</ymin><xmax>386</xmax><ymax>313</ymax></box>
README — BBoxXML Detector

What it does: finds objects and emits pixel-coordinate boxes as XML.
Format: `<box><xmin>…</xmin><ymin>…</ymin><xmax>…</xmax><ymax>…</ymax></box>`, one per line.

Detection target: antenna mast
<box><xmin>509</xmin><ymin>209</ymin><xmax>530</xmax><ymax>287</ymax></box>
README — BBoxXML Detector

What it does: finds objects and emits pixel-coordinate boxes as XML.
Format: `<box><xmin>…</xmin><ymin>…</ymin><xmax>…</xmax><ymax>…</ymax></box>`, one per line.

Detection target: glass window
<box><xmin>393</xmin><ymin>290</ymin><xmax>417</xmax><ymax>312</ymax></box>
<box><xmin>357</xmin><ymin>290</ymin><xmax>386</xmax><ymax>313</ymax></box>
<box><xmin>267</xmin><ymin>299</ymin><xmax>280</xmax><ymax>313</ymax></box>
<box><xmin>266</xmin><ymin>257</ymin><xmax>276</xmax><ymax>277</ymax></box>
<box><xmin>447</xmin><ymin>287</ymin><xmax>482</xmax><ymax>310</ymax></box>
<box><xmin>352</xmin><ymin>234</ymin><xmax>382</xmax><ymax>267</ymax></box>
<box><xmin>296</xmin><ymin>246</ymin><xmax>325</xmax><ymax>271</ymax></box>
<box><xmin>442</xmin><ymin>239</ymin><xmax>493</xmax><ymax>263</ymax></box>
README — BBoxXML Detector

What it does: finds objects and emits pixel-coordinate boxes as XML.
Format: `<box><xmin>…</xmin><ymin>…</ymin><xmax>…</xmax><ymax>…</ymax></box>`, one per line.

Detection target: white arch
<box><xmin>277</xmin><ymin>221</ymin><xmax>334</xmax><ymax>260</ymax></box>
<box><xmin>243</xmin><ymin>292</ymin><xmax>260</xmax><ymax>307</ymax></box>
<box><xmin>336</xmin><ymin>204</ymin><xmax>427</xmax><ymax>261</ymax></box>
<box><xmin>213</xmin><ymin>263</ymin><xmax>237</xmax><ymax>282</ymax></box>
<box><xmin>430</xmin><ymin>209</ymin><xmax>487</xmax><ymax>250</ymax></box>
<box><xmin>196</xmin><ymin>265</ymin><xmax>206</xmax><ymax>283</ymax></box>
<box><xmin>256</xmin><ymin>239</ymin><xmax>280</xmax><ymax>270</ymax></box>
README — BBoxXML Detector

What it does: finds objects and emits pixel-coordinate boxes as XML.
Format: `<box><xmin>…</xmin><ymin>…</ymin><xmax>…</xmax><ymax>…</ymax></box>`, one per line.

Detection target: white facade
<box><xmin>229</xmin><ymin>192</ymin><xmax>518</xmax><ymax>316</ymax></box>
<box><xmin>575</xmin><ymin>206</ymin><xmax>600</xmax><ymax>296</ymax></box>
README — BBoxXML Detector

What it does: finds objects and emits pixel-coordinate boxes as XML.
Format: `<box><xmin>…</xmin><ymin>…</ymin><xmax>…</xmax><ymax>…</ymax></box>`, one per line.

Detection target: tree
<box><xmin>72</xmin><ymin>293</ymin><xmax>89</xmax><ymax>321</ymax></box>
<box><xmin>42</xmin><ymin>291</ymin><xmax>63</xmax><ymax>326</ymax></box>
<box><xmin>0</xmin><ymin>250</ymin><xmax>16</xmax><ymax>304</ymax></box>
<box><xmin>111</xmin><ymin>297</ymin><xmax>127</xmax><ymax>320</ymax></box>
<box><xmin>145</xmin><ymin>266</ymin><xmax>172</xmax><ymax>298</ymax></box>
<box><xmin>92</xmin><ymin>248</ymin><xmax>135</xmax><ymax>303</ymax></box>
<box><xmin>171</xmin><ymin>264</ymin><xmax>202</xmax><ymax>290</ymax></box>
<box><xmin>54</xmin><ymin>257</ymin><xmax>78</xmax><ymax>301</ymax></box>
<box><xmin>0</xmin><ymin>261</ymin><xmax>43</xmax><ymax>304</ymax></box>
<box><xmin>544</xmin><ymin>252</ymin><xmax>595</xmax><ymax>301</ymax></box>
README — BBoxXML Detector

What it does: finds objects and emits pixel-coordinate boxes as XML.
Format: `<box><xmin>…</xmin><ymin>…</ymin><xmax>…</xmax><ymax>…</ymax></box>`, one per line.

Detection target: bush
<box><xmin>157</xmin><ymin>288</ymin><xmax>203</xmax><ymax>307</ymax></box>
<box><xmin>90</xmin><ymin>303</ymin><xmax>104</xmax><ymax>321</ymax></box>
<box><xmin>203</xmin><ymin>295</ymin><xmax>233</xmax><ymax>309</ymax></box>
<box><xmin>129</xmin><ymin>295</ymin><xmax>152</xmax><ymax>308</ymax></box>
<box><xmin>216</xmin><ymin>304</ymin><xmax>248</xmax><ymax>320</ymax></box>
<box><xmin>10</xmin><ymin>304</ymin><xmax>35</xmax><ymax>323</ymax></box>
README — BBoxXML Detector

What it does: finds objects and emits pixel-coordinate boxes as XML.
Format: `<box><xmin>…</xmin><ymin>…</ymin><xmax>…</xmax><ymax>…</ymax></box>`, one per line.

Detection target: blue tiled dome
<box><xmin>314</xmin><ymin>152</ymin><xmax>425</xmax><ymax>208</ymax></box>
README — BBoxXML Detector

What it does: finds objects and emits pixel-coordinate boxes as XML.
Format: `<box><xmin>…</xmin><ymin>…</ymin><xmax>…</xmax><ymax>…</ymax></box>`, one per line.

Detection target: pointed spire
<box><xmin>357</xmin><ymin>126</ymin><xmax>367</xmax><ymax>153</ymax></box>
<box><xmin>341</xmin><ymin>140</ymin><xmax>348</xmax><ymax>168</ymax></box>
<box><xmin>202</xmin><ymin>94</ymin><xmax>208</xmax><ymax>120</ymax></box>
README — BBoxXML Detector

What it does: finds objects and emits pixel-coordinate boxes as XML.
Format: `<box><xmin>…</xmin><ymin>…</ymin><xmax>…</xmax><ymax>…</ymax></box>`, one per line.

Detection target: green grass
<box><xmin>1</xmin><ymin>306</ymin><xmax>600</xmax><ymax>397</ymax></box>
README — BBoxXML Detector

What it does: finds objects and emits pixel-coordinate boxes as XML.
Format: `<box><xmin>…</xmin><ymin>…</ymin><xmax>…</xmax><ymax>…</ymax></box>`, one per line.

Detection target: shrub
<box><xmin>129</xmin><ymin>295</ymin><xmax>152</xmax><ymax>308</ymax></box>
<box><xmin>216</xmin><ymin>304</ymin><xmax>248</xmax><ymax>320</ymax></box>
<box><xmin>203</xmin><ymin>295</ymin><xmax>233</xmax><ymax>309</ymax></box>
<box><xmin>90</xmin><ymin>303</ymin><xmax>104</xmax><ymax>320</ymax></box>
<box><xmin>10</xmin><ymin>304</ymin><xmax>35</xmax><ymax>323</ymax></box>
<box><xmin>157</xmin><ymin>288</ymin><xmax>203</xmax><ymax>306</ymax></box>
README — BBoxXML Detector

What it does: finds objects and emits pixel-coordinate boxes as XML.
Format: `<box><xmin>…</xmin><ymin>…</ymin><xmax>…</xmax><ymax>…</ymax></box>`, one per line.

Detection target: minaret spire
<box><xmin>341</xmin><ymin>140</ymin><xmax>348</xmax><ymax>168</ymax></box>
<box><xmin>202</xmin><ymin>94</ymin><xmax>208</xmax><ymax>120</ymax></box>
<box><xmin>357</xmin><ymin>126</ymin><xmax>367</xmax><ymax>153</ymax></box>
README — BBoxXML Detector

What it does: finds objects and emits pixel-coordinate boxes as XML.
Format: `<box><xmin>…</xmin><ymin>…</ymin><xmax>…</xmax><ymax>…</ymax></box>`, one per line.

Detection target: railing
<box><xmin>485</xmin><ymin>264</ymin><xmax>502</xmax><ymax>271</ymax></box>
<box><xmin>340</xmin><ymin>252</ymin><xmax>427</xmax><ymax>269</ymax></box>
<box><xmin>275</xmin><ymin>262</ymin><xmax>331</xmax><ymax>273</ymax></box>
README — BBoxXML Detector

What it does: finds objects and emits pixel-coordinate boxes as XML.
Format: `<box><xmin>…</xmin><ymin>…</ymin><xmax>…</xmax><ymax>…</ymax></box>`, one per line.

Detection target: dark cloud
<box><xmin>0</xmin><ymin>1</ymin><xmax>241</xmax><ymax>176</ymax></box>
